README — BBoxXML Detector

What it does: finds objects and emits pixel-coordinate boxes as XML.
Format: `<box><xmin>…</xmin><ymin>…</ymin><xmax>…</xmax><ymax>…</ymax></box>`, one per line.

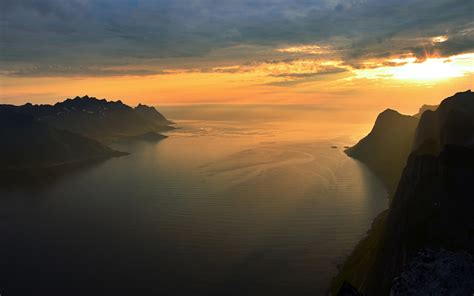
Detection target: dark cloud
<box><xmin>0</xmin><ymin>0</ymin><xmax>472</xmax><ymax>76</ymax></box>
<box><xmin>266</xmin><ymin>67</ymin><xmax>351</xmax><ymax>87</ymax></box>
<box><xmin>2</xmin><ymin>65</ymin><xmax>166</xmax><ymax>77</ymax></box>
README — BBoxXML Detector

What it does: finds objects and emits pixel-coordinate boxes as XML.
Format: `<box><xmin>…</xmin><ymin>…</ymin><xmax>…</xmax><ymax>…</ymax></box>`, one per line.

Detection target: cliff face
<box><xmin>335</xmin><ymin>90</ymin><xmax>474</xmax><ymax>295</ymax></box>
<box><xmin>369</xmin><ymin>90</ymin><xmax>474</xmax><ymax>294</ymax></box>
<box><xmin>366</xmin><ymin>145</ymin><xmax>474</xmax><ymax>294</ymax></box>
<box><xmin>413</xmin><ymin>90</ymin><xmax>474</xmax><ymax>154</ymax></box>
<box><xmin>345</xmin><ymin>109</ymin><xmax>419</xmax><ymax>192</ymax></box>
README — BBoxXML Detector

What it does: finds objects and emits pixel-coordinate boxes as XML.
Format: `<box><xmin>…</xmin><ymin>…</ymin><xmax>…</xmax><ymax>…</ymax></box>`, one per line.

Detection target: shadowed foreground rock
<box><xmin>391</xmin><ymin>249</ymin><xmax>474</xmax><ymax>296</ymax></box>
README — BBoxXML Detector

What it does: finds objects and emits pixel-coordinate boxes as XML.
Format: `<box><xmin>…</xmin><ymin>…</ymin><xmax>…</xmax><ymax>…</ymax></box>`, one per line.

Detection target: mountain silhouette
<box><xmin>0</xmin><ymin>95</ymin><xmax>173</xmax><ymax>170</ymax></box>
<box><xmin>333</xmin><ymin>90</ymin><xmax>474</xmax><ymax>295</ymax></box>
<box><xmin>1</xmin><ymin>96</ymin><xmax>173</xmax><ymax>142</ymax></box>
<box><xmin>345</xmin><ymin>109</ymin><xmax>419</xmax><ymax>192</ymax></box>
<box><xmin>0</xmin><ymin>110</ymin><xmax>126</xmax><ymax>171</ymax></box>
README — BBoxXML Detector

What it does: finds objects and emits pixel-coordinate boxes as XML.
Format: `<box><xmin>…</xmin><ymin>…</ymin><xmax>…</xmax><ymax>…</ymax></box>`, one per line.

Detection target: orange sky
<box><xmin>2</xmin><ymin>0</ymin><xmax>473</xmax><ymax>117</ymax></box>
<box><xmin>1</xmin><ymin>51</ymin><xmax>473</xmax><ymax>116</ymax></box>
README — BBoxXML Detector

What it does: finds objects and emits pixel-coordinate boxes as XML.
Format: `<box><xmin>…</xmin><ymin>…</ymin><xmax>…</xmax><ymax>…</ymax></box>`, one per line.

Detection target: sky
<box><xmin>0</xmin><ymin>0</ymin><xmax>473</xmax><ymax>114</ymax></box>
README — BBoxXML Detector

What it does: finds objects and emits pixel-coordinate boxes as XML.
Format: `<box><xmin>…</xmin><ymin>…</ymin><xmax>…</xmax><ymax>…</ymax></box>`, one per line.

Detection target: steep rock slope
<box><xmin>366</xmin><ymin>90</ymin><xmax>474</xmax><ymax>294</ymax></box>
<box><xmin>345</xmin><ymin>109</ymin><xmax>419</xmax><ymax>192</ymax></box>
<box><xmin>134</xmin><ymin>103</ymin><xmax>173</xmax><ymax>125</ymax></box>
<box><xmin>333</xmin><ymin>90</ymin><xmax>474</xmax><ymax>295</ymax></box>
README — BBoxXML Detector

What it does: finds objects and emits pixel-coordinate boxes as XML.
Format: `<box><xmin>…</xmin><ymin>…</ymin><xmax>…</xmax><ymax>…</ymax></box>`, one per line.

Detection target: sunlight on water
<box><xmin>0</xmin><ymin>108</ymin><xmax>388</xmax><ymax>296</ymax></box>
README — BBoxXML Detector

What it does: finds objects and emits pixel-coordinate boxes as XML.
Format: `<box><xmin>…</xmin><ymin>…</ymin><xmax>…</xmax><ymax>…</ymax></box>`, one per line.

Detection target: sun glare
<box><xmin>391</xmin><ymin>58</ymin><xmax>462</xmax><ymax>80</ymax></box>
<box><xmin>353</xmin><ymin>53</ymin><xmax>474</xmax><ymax>82</ymax></box>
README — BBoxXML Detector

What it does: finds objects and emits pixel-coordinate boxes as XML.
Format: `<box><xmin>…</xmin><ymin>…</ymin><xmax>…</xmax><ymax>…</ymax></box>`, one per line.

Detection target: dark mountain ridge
<box><xmin>333</xmin><ymin>90</ymin><xmax>474</xmax><ymax>295</ymax></box>
<box><xmin>0</xmin><ymin>110</ymin><xmax>126</xmax><ymax>171</ymax></box>
<box><xmin>0</xmin><ymin>95</ymin><xmax>172</xmax><ymax>171</ymax></box>
<box><xmin>1</xmin><ymin>95</ymin><xmax>173</xmax><ymax>141</ymax></box>
<box><xmin>413</xmin><ymin>90</ymin><xmax>474</xmax><ymax>154</ymax></box>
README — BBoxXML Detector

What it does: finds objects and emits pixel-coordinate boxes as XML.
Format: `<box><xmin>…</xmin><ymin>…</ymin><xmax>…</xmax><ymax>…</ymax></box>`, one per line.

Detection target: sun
<box><xmin>389</xmin><ymin>57</ymin><xmax>465</xmax><ymax>81</ymax></box>
<box><xmin>352</xmin><ymin>53</ymin><xmax>474</xmax><ymax>82</ymax></box>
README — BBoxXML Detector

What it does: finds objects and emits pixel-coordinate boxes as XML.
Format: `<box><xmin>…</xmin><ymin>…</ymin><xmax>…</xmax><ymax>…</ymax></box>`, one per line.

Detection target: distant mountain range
<box><xmin>1</xmin><ymin>95</ymin><xmax>173</xmax><ymax>141</ymax></box>
<box><xmin>333</xmin><ymin>90</ymin><xmax>474</xmax><ymax>295</ymax></box>
<box><xmin>0</xmin><ymin>96</ymin><xmax>173</xmax><ymax>171</ymax></box>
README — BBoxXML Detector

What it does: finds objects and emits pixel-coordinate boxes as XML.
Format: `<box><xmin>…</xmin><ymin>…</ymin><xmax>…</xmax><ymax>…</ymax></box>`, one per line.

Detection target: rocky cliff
<box><xmin>333</xmin><ymin>90</ymin><xmax>474</xmax><ymax>295</ymax></box>
<box><xmin>345</xmin><ymin>109</ymin><xmax>419</xmax><ymax>192</ymax></box>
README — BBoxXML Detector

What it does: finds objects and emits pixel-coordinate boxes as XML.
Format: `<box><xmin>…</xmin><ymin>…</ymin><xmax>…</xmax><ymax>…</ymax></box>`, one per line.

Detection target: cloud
<box><xmin>2</xmin><ymin>65</ymin><xmax>166</xmax><ymax>77</ymax></box>
<box><xmin>0</xmin><ymin>0</ymin><xmax>472</xmax><ymax>77</ymax></box>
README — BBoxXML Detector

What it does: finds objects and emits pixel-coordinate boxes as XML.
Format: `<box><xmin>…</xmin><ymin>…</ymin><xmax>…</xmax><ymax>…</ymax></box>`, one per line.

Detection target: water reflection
<box><xmin>0</xmin><ymin>116</ymin><xmax>388</xmax><ymax>296</ymax></box>
<box><xmin>0</xmin><ymin>159</ymin><xmax>109</xmax><ymax>194</ymax></box>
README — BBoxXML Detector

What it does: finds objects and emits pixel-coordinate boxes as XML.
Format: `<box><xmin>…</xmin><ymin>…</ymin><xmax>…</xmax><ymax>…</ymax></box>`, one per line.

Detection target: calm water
<box><xmin>0</xmin><ymin>111</ymin><xmax>388</xmax><ymax>296</ymax></box>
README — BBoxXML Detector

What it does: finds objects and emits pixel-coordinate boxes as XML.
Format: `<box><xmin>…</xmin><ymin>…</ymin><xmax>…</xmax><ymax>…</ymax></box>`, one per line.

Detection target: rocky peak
<box><xmin>413</xmin><ymin>90</ymin><xmax>474</xmax><ymax>154</ymax></box>
<box><xmin>134</xmin><ymin>103</ymin><xmax>171</xmax><ymax>124</ymax></box>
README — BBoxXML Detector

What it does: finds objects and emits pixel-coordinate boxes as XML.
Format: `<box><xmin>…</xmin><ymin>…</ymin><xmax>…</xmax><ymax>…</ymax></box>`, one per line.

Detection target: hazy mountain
<box><xmin>345</xmin><ymin>109</ymin><xmax>419</xmax><ymax>192</ymax></box>
<box><xmin>333</xmin><ymin>90</ymin><xmax>474</xmax><ymax>295</ymax></box>
<box><xmin>413</xmin><ymin>104</ymin><xmax>438</xmax><ymax>118</ymax></box>
<box><xmin>0</xmin><ymin>110</ymin><xmax>126</xmax><ymax>171</ymax></box>
<box><xmin>135</xmin><ymin>103</ymin><xmax>173</xmax><ymax>125</ymax></box>
<box><xmin>1</xmin><ymin>96</ymin><xmax>173</xmax><ymax>141</ymax></box>
<box><xmin>0</xmin><ymin>95</ymin><xmax>175</xmax><ymax>170</ymax></box>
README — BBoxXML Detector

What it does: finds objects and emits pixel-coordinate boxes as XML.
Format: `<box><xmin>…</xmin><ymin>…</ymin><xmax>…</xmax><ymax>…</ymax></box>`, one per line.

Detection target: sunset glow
<box><xmin>1</xmin><ymin>2</ymin><xmax>474</xmax><ymax>295</ymax></box>
<box><xmin>353</xmin><ymin>53</ymin><xmax>474</xmax><ymax>82</ymax></box>
<box><xmin>0</xmin><ymin>0</ymin><xmax>473</xmax><ymax>115</ymax></box>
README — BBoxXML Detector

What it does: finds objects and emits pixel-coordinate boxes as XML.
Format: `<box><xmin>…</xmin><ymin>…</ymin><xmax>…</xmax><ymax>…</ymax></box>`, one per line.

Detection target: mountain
<box><xmin>0</xmin><ymin>110</ymin><xmax>126</xmax><ymax>171</ymax></box>
<box><xmin>0</xmin><ymin>95</ymin><xmax>174</xmax><ymax>171</ymax></box>
<box><xmin>1</xmin><ymin>96</ymin><xmax>173</xmax><ymax>142</ymax></box>
<box><xmin>413</xmin><ymin>90</ymin><xmax>474</xmax><ymax>155</ymax></box>
<box><xmin>135</xmin><ymin>103</ymin><xmax>173</xmax><ymax>125</ymax></box>
<box><xmin>345</xmin><ymin>109</ymin><xmax>419</xmax><ymax>192</ymax></box>
<box><xmin>333</xmin><ymin>90</ymin><xmax>474</xmax><ymax>295</ymax></box>
<box><xmin>413</xmin><ymin>104</ymin><xmax>438</xmax><ymax>118</ymax></box>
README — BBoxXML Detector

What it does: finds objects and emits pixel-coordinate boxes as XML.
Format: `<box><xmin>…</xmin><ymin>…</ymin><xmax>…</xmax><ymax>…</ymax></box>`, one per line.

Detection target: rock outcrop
<box><xmin>345</xmin><ymin>109</ymin><xmax>419</xmax><ymax>192</ymax></box>
<box><xmin>391</xmin><ymin>249</ymin><xmax>474</xmax><ymax>296</ymax></box>
<box><xmin>334</xmin><ymin>90</ymin><xmax>474</xmax><ymax>295</ymax></box>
